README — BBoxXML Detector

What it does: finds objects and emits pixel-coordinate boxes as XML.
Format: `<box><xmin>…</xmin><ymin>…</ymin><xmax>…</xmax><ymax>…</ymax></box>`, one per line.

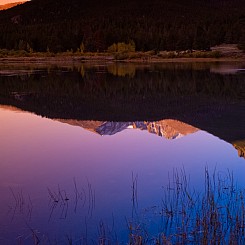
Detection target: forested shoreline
<box><xmin>0</xmin><ymin>0</ymin><xmax>244</xmax><ymax>53</ymax></box>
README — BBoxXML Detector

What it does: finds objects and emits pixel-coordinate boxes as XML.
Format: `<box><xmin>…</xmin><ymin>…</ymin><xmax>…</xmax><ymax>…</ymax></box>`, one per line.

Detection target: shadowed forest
<box><xmin>0</xmin><ymin>0</ymin><xmax>244</xmax><ymax>52</ymax></box>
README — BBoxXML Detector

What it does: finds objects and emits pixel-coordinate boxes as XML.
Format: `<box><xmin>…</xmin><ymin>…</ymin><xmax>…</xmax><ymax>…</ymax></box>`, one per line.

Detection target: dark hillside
<box><xmin>0</xmin><ymin>0</ymin><xmax>244</xmax><ymax>52</ymax></box>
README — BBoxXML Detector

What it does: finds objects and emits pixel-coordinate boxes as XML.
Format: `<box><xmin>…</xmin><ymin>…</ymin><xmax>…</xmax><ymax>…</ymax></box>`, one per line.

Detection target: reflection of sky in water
<box><xmin>0</xmin><ymin>106</ymin><xmax>244</xmax><ymax>243</ymax></box>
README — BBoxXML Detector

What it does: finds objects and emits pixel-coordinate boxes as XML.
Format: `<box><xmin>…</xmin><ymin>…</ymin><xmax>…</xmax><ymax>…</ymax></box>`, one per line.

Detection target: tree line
<box><xmin>0</xmin><ymin>0</ymin><xmax>244</xmax><ymax>52</ymax></box>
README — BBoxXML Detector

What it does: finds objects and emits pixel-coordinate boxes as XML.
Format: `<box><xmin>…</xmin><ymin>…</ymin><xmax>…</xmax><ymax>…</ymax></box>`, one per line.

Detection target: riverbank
<box><xmin>0</xmin><ymin>55</ymin><xmax>244</xmax><ymax>66</ymax></box>
<box><xmin>0</xmin><ymin>44</ymin><xmax>244</xmax><ymax>64</ymax></box>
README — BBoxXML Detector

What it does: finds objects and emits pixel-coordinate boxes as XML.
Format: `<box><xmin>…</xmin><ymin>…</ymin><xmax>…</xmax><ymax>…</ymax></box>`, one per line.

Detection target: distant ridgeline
<box><xmin>0</xmin><ymin>0</ymin><xmax>244</xmax><ymax>52</ymax></box>
<box><xmin>0</xmin><ymin>2</ymin><xmax>27</xmax><ymax>11</ymax></box>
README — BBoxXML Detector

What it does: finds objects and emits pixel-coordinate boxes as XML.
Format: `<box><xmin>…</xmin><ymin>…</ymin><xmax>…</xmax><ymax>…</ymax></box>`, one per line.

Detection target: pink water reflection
<box><xmin>0</xmin><ymin>105</ymin><xmax>244</xmax><ymax>243</ymax></box>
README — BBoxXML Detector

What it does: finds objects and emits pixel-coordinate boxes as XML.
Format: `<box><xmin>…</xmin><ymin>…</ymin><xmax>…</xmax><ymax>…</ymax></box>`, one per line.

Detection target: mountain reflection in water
<box><xmin>0</xmin><ymin>62</ymin><xmax>244</xmax><ymax>158</ymax></box>
<box><xmin>51</xmin><ymin>118</ymin><xmax>245</xmax><ymax>158</ymax></box>
<box><xmin>57</xmin><ymin>119</ymin><xmax>199</xmax><ymax>139</ymax></box>
<box><xmin>0</xmin><ymin>62</ymin><xmax>245</xmax><ymax>244</ymax></box>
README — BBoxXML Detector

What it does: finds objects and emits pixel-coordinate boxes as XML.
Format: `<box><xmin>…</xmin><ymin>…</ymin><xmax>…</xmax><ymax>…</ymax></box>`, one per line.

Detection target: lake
<box><xmin>0</xmin><ymin>61</ymin><xmax>244</xmax><ymax>244</ymax></box>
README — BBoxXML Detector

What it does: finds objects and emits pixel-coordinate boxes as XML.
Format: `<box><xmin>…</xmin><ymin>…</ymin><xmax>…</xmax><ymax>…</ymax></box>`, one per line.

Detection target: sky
<box><xmin>0</xmin><ymin>0</ymin><xmax>27</xmax><ymax>5</ymax></box>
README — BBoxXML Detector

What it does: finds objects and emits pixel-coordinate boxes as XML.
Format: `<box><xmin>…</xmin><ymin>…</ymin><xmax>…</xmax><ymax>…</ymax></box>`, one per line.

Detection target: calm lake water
<box><xmin>0</xmin><ymin>62</ymin><xmax>244</xmax><ymax>244</ymax></box>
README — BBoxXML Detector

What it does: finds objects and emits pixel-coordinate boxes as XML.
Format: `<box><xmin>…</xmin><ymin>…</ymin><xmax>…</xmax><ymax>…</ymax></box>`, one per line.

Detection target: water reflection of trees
<box><xmin>0</xmin><ymin>65</ymin><xmax>244</xmax><ymax>146</ymax></box>
<box><xmin>0</xmin><ymin>65</ymin><xmax>244</xmax><ymax>100</ymax></box>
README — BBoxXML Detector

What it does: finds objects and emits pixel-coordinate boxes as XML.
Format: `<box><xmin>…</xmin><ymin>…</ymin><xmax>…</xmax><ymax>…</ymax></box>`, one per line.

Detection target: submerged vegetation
<box><xmin>127</xmin><ymin>168</ymin><xmax>245</xmax><ymax>244</ymax></box>
<box><xmin>7</xmin><ymin>168</ymin><xmax>245</xmax><ymax>244</ymax></box>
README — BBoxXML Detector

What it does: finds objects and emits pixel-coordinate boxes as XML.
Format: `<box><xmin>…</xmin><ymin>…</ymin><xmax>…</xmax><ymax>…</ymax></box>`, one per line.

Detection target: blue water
<box><xmin>0</xmin><ymin>105</ymin><xmax>244</xmax><ymax>244</ymax></box>
<box><xmin>0</xmin><ymin>62</ymin><xmax>244</xmax><ymax>244</ymax></box>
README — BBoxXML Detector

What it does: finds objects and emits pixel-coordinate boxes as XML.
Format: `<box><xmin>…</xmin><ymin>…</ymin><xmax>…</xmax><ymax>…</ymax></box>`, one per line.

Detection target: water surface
<box><xmin>0</xmin><ymin>62</ymin><xmax>244</xmax><ymax>244</ymax></box>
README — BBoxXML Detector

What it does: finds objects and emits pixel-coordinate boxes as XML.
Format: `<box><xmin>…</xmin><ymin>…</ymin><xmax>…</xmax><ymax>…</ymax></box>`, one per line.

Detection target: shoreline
<box><xmin>0</xmin><ymin>55</ymin><xmax>245</xmax><ymax>65</ymax></box>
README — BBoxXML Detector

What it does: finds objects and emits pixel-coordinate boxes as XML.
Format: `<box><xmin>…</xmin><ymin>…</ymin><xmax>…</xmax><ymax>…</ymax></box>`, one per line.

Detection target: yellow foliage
<box><xmin>107</xmin><ymin>40</ymin><xmax>136</xmax><ymax>53</ymax></box>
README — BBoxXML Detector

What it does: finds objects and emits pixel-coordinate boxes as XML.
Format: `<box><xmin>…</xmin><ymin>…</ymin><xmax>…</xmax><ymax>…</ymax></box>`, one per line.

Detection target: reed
<box><xmin>8</xmin><ymin>169</ymin><xmax>245</xmax><ymax>244</ymax></box>
<box><xmin>128</xmin><ymin>167</ymin><xmax>245</xmax><ymax>244</ymax></box>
